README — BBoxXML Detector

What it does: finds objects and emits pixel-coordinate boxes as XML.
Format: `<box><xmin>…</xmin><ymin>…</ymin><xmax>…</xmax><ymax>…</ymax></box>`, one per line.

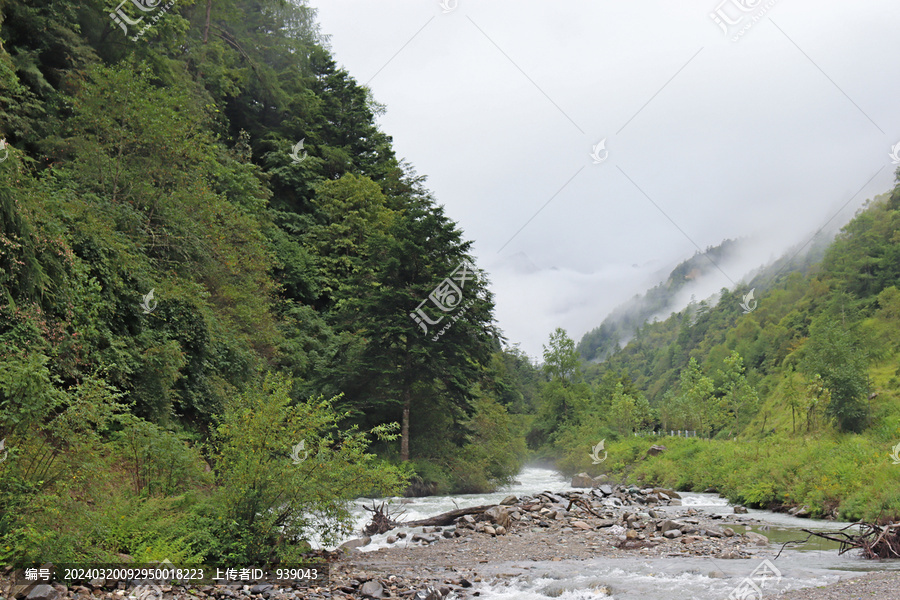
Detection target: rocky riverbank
<box><xmin>2</xmin><ymin>485</ymin><xmax>889</xmax><ymax>599</ymax></box>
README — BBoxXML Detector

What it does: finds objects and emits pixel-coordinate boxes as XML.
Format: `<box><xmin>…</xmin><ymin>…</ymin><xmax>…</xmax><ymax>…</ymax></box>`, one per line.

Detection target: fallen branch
<box><xmin>801</xmin><ymin>522</ymin><xmax>900</xmax><ymax>559</ymax></box>
<box><xmin>567</xmin><ymin>497</ymin><xmax>604</xmax><ymax>520</ymax></box>
<box><xmin>402</xmin><ymin>504</ymin><xmax>496</xmax><ymax>528</ymax></box>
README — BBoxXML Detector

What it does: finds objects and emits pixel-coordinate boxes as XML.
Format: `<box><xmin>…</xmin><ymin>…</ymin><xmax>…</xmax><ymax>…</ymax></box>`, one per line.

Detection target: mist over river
<box><xmin>340</xmin><ymin>466</ymin><xmax>900</xmax><ymax>599</ymax></box>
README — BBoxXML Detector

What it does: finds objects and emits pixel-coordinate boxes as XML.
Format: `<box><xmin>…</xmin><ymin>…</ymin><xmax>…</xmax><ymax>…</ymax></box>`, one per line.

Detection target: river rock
<box><xmin>386</xmin><ymin>535</ymin><xmax>397</xmax><ymax>544</ymax></box>
<box><xmin>541</xmin><ymin>492</ymin><xmax>566</xmax><ymax>504</ymax></box>
<box><xmin>484</xmin><ymin>505</ymin><xmax>510</xmax><ymax>528</ymax></box>
<box><xmin>592</xmin><ymin>474</ymin><xmax>609</xmax><ymax>485</ymax></box>
<box><xmin>483</xmin><ymin>525</ymin><xmax>496</xmax><ymax>536</ymax></box>
<box><xmin>359</xmin><ymin>580</ymin><xmax>384</xmax><ymax>598</ymax></box>
<box><xmin>500</xmin><ymin>495</ymin><xmax>518</xmax><ymax>505</ymax></box>
<box><xmin>659</xmin><ymin>519</ymin><xmax>682</xmax><ymax>533</ymax></box>
<box><xmin>723</xmin><ymin>527</ymin><xmax>735</xmax><ymax>537</ymax></box>
<box><xmin>571</xmin><ymin>473</ymin><xmax>594</xmax><ymax>488</ymax></box>
<box><xmin>596</xmin><ymin>484</ymin><xmax>614</xmax><ymax>496</ymax></box>
<box><xmin>339</xmin><ymin>536</ymin><xmax>371</xmax><ymax>551</ymax></box>
<box><xmin>26</xmin><ymin>585</ymin><xmax>59</xmax><ymax>600</ymax></box>
<box><xmin>653</xmin><ymin>488</ymin><xmax>681</xmax><ymax>499</ymax></box>
<box><xmin>705</xmin><ymin>526</ymin><xmax>725</xmax><ymax>538</ymax></box>
<box><xmin>734</xmin><ymin>506</ymin><xmax>748</xmax><ymax>514</ymax></box>
<box><xmin>744</xmin><ymin>531</ymin><xmax>769</xmax><ymax>546</ymax></box>
<box><xmin>570</xmin><ymin>520</ymin><xmax>592</xmax><ymax>530</ymax></box>
<box><xmin>663</xmin><ymin>529</ymin><xmax>682</xmax><ymax>539</ymax></box>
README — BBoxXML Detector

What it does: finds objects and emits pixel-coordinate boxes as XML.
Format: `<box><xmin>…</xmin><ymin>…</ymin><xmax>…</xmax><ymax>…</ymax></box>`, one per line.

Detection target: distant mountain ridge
<box><xmin>576</xmin><ymin>234</ymin><xmax>831</xmax><ymax>363</ymax></box>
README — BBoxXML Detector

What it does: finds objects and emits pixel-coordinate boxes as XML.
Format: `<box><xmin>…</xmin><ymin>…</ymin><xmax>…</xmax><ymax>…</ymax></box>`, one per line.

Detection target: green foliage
<box><xmin>208</xmin><ymin>373</ymin><xmax>409</xmax><ymax>562</ymax></box>
<box><xmin>0</xmin><ymin>0</ymin><xmax>532</xmax><ymax>562</ymax></box>
<box><xmin>115</xmin><ymin>415</ymin><xmax>212</xmax><ymax>497</ymax></box>
<box><xmin>555</xmin><ymin>174</ymin><xmax>900</xmax><ymax>519</ymax></box>
<box><xmin>543</xmin><ymin>328</ymin><xmax>581</xmax><ymax>385</ymax></box>
<box><xmin>452</xmin><ymin>391</ymin><xmax>525</xmax><ymax>492</ymax></box>
<box><xmin>802</xmin><ymin>317</ymin><xmax>870</xmax><ymax>432</ymax></box>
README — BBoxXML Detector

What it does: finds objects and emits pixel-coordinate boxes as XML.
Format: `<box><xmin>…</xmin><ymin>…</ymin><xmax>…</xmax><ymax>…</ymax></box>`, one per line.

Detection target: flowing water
<box><xmin>338</xmin><ymin>466</ymin><xmax>900</xmax><ymax>599</ymax></box>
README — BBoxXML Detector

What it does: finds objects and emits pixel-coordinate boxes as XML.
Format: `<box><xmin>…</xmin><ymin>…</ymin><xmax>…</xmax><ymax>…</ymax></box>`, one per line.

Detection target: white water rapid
<box><xmin>337</xmin><ymin>466</ymin><xmax>900</xmax><ymax>599</ymax></box>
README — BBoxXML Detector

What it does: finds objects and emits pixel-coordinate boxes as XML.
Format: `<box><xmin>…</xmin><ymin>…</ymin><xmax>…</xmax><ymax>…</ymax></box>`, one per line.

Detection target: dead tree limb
<box><xmin>402</xmin><ymin>504</ymin><xmax>496</xmax><ymax>528</ymax></box>
<box><xmin>801</xmin><ymin>522</ymin><xmax>900</xmax><ymax>559</ymax></box>
<box><xmin>567</xmin><ymin>497</ymin><xmax>604</xmax><ymax>519</ymax></box>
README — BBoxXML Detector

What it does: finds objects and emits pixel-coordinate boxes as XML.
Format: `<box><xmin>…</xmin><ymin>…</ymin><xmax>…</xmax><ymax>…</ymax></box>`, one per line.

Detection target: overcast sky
<box><xmin>307</xmin><ymin>0</ymin><xmax>900</xmax><ymax>360</ymax></box>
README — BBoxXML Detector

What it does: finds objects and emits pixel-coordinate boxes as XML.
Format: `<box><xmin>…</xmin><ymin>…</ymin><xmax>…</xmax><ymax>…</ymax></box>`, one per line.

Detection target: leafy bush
<box><xmin>207</xmin><ymin>372</ymin><xmax>409</xmax><ymax>563</ymax></box>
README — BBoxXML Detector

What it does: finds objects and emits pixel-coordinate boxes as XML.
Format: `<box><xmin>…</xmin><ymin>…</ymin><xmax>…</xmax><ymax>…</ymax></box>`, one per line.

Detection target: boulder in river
<box><xmin>734</xmin><ymin>505</ymin><xmax>748</xmax><ymax>514</ymax></box>
<box><xmin>652</xmin><ymin>488</ymin><xmax>681</xmax><ymax>499</ymax></box>
<box><xmin>339</xmin><ymin>536</ymin><xmax>372</xmax><ymax>551</ymax></box>
<box><xmin>744</xmin><ymin>531</ymin><xmax>769</xmax><ymax>546</ymax></box>
<box><xmin>500</xmin><ymin>495</ymin><xmax>518</xmax><ymax>505</ymax></box>
<box><xmin>571</xmin><ymin>473</ymin><xmax>594</xmax><ymax>488</ymax></box>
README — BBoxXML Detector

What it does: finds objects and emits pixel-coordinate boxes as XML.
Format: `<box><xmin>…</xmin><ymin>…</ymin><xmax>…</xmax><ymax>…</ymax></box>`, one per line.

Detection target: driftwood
<box><xmin>403</xmin><ymin>504</ymin><xmax>496</xmax><ymax>528</ymax></box>
<box><xmin>363</xmin><ymin>503</ymin><xmax>497</xmax><ymax>534</ymax></box>
<box><xmin>567</xmin><ymin>497</ymin><xmax>604</xmax><ymax>519</ymax></box>
<box><xmin>801</xmin><ymin>522</ymin><xmax>900</xmax><ymax>559</ymax></box>
<box><xmin>362</xmin><ymin>501</ymin><xmax>406</xmax><ymax>536</ymax></box>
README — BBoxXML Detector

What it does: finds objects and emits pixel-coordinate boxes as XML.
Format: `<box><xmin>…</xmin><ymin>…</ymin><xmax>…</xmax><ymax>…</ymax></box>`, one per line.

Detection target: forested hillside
<box><xmin>577</xmin><ymin>238</ymin><xmax>745</xmax><ymax>363</ymax></box>
<box><xmin>533</xmin><ymin>185</ymin><xmax>900</xmax><ymax>522</ymax></box>
<box><xmin>0</xmin><ymin>0</ymin><xmax>537</xmax><ymax>564</ymax></box>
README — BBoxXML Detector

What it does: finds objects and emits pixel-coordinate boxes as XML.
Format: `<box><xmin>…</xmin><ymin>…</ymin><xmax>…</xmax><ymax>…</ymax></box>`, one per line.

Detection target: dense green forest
<box><xmin>0</xmin><ymin>0</ymin><xmax>534</xmax><ymax>564</ymax></box>
<box><xmin>535</xmin><ymin>186</ymin><xmax>900</xmax><ymax>523</ymax></box>
<box><xmin>3</xmin><ymin>0</ymin><xmax>900</xmax><ymax>569</ymax></box>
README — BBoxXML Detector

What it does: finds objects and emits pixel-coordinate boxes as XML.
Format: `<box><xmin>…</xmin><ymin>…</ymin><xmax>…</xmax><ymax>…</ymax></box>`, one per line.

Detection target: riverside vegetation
<box><xmin>543</xmin><ymin>181</ymin><xmax>900</xmax><ymax>524</ymax></box>
<box><xmin>2</xmin><ymin>0</ymin><xmax>900</xmax><ymax>570</ymax></box>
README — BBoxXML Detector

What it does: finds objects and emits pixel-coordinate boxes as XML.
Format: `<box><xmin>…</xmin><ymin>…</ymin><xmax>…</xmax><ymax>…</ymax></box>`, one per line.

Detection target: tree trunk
<box><xmin>403</xmin><ymin>504</ymin><xmax>495</xmax><ymax>528</ymax></box>
<box><xmin>400</xmin><ymin>390</ymin><xmax>410</xmax><ymax>462</ymax></box>
<box><xmin>203</xmin><ymin>0</ymin><xmax>212</xmax><ymax>43</ymax></box>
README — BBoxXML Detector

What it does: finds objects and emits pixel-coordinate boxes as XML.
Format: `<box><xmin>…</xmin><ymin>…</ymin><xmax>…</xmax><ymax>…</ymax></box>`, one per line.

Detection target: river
<box><xmin>339</xmin><ymin>466</ymin><xmax>900</xmax><ymax>599</ymax></box>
